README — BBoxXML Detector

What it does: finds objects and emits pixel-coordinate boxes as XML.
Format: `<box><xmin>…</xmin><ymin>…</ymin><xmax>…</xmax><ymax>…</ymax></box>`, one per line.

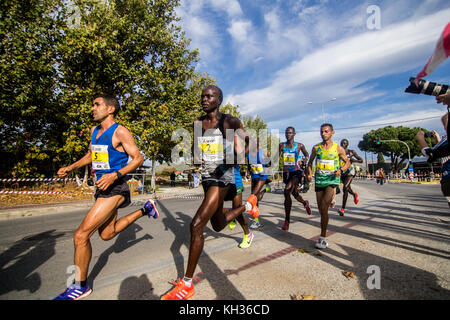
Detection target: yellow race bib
<box><xmin>92</xmin><ymin>145</ymin><xmax>110</xmax><ymax>170</ymax></box>
<box><xmin>198</xmin><ymin>136</ymin><xmax>224</xmax><ymax>162</ymax></box>
<box><xmin>283</xmin><ymin>152</ymin><xmax>295</xmax><ymax>166</ymax></box>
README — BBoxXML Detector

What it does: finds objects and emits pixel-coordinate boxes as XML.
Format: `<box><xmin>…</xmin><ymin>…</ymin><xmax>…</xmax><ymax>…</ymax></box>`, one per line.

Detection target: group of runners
<box><xmin>53</xmin><ymin>85</ymin><xmax>366</xmax><ymax>301</ymax></box>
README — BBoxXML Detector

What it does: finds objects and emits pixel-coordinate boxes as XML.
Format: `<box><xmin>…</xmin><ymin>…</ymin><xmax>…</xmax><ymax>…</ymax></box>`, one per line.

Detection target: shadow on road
<box><xmin>88</xmin><ymin>224</ymin><xmax>153</xmax><ymax>289</ymax></box>
<box><xmin>158</xmin><ymin>200</ymin><xmax>245</xmax><ymax>299</ymax></box>
<box><xmin>0</xmin><ymin>229</ymin><xmax>65</xmax><ymax>296</ymax></box>
<box><xmin>253</xmin><ymin>195</ymin><xmax>450</xmax><ymax>299</ymax></box>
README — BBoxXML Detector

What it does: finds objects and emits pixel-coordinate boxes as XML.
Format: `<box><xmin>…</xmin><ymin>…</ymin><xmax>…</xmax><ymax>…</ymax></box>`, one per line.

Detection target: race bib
<box><xmin>198</xmin><ymin>136</ymin><xmax>224</xmax><ymax>162</ymax></box>
<box><xmin>283</xmin><ymin>152</ymin><xmax>295</xmax><ymax>166</ymax></box>
<box><xmin>250</xmin><ymin>164</ymin><xmax>264</xmax><ymax>174</ymax></box>
<box><xmin>92</xmin><ymin>145</ymin><xmax>110</xmax><ymax>170</ymax></box>
<box><xmin>316</xmin><ymin>159</ymin><xmax>335</xmax><ymax>173</ymax></box>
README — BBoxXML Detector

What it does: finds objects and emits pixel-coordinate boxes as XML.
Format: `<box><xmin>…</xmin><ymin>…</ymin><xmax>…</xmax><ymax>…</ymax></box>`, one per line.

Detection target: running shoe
<box><xmin>249</xmin><ymin>205</ymin><xmax>260</xmax><ymax>219</ymax></box>
<box><xmin>339</xmin><ymin>208</ymin><xmax>345</xmax><ymax>216</ymax></box>
<box><xmin>282</xmin><ymin>220</ymin><xmax>289</xmax><ymax>231</ymax></box>
<box><xmin>238</xmin><ymin>232</ymin><xmax>254</xmax><ymax>249</ymax></box>
<box><xmin>353</xmin><ymin>192</ymin><xmax>359</xmax><ymax>205</ymax></box>
<box><xmin>315</xmin><ymin>237</ymin><xmax>328</xmax><ymax>249</ymax></box>
<box><xmin>304</xmin><ymin>200</ymin><xmax>312</xmax><ymax>215</ymax></box>
<box><xmin>53</xmin><ymin>283</ymin><xmax>92</xmax><ymax>300</ymax></box>
<box><xmin>249</xmin><ymin>219</ymin><xmax>261</xmax><ymax>229</ymax></box>
<box><xmin>161</xmin><ymin>279</ymin><xmax>195</xmax><ymax>300</ymax></box>
<box><xmin>330</xmin><ymin>200</ymin><xmax>336</xmax><ymax>208</ymax></box>
<box><xmin>245</xmin><ymin>194</ymin><xmax>256</xmax><ymax>211</ymax></box>
<box><xmin>228</xmin><ymin>220</ymin><xmax>237</xmax><ymax>230</ymax></box>
<box><xmin>143</xmin><ymin>199</ymin><xmax>159</xmax><ymax>219</ymax></box>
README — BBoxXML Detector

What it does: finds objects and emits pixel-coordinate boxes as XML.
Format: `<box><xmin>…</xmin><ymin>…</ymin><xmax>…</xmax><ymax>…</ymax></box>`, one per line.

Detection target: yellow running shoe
<box><xmin>161</xmin><ymin>279</ymin><xmax>195</xmax><ymax>300</ymax></box>
<box><xmin>238</xmin><ymin>232</ymin><xmax>254</xmax><ymax>249</ymax></box>
<box><xmin>228</xmin><ymin>220</ymin><xmax>237</xmax><ymax>230</ymax></box>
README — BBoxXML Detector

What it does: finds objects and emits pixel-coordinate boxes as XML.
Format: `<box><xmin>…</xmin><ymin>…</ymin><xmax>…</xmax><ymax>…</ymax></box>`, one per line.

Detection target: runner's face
<box><xmin>341</xmin><ymin>140</ymin><xmax>348</xmax><ymax>149</ymax></box>
<box><xmin>92</xmin><ymin>98</ymin><xmax>112</xmax><ymax>122</ymax></box>
<box><xmin>201</xmin><ymin>88</ymin><xmax>220</xmax><ymax>112</ymax></box>
<box><xmin>320</xmin><ymin>126</ymin><xmax>334</xmax><ymax>141</ymax></box>
<box><xmin>285</xmin><ymin>129</ymin><xmax>295</xmax><ymax>141</ymax></box>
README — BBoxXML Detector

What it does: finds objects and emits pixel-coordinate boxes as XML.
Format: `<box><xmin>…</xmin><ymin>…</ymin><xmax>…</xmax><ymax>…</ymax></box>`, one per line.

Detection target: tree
<box><xmin>358</xmin><ymin>126</ymin><xmax>431</xmax><ymax>173</ymax></box>
<box><xmin>0</xmin><ymin>0</ymin><xmax>67</xmax><ymax>177</ymax></box>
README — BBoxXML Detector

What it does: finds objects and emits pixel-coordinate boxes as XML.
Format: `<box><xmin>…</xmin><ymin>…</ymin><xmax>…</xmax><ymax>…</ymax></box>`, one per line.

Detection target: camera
<box><xmin>425</xmin><ymin>137</ymin><xmax>450</xmax><ymax>163</ymax></box>
<box><xmin>405</xmin><ymin>77</ymin><xmax>449</xmax><ymax>96</ymax></box>
<box><xmin>424</xmin><ymin>131</ymin><xmax>434</xmax><ymax>138</ymax></box>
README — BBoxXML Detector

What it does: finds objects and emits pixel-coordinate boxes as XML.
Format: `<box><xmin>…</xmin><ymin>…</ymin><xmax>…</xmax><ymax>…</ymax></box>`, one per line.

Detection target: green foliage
<box><xmin>358</xmin><ymin>126</ymin><xmax>430</xmax><ymax>172</ymax></box>
<box><xmin>0</xmin><ymin>0</ymin><xmax>213</xmax><ymax>177</ymax></box>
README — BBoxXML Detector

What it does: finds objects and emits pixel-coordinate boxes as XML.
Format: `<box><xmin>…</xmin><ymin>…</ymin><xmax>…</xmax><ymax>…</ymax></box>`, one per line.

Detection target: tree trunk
<box><xmin>151</xmin><ymin>157</ymin><xmax>156</xmax><ymax>193</ymax></box>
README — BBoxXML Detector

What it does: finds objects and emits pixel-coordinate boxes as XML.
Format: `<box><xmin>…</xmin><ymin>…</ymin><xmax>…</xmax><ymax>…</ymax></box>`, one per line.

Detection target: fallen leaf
<box><xmin>298</xmin><ymin>248</ymin><xmax>309</xmax><ymax>254</ymax></box>
<box><xmin>290</xmin><ymin>294</ymin><xmax>315</xmax><ymax>300</ymax></box>
<box><xmin>342</xmin><ymin>271</ymin><xmax>356</xmax><ymax>279</ymax></box>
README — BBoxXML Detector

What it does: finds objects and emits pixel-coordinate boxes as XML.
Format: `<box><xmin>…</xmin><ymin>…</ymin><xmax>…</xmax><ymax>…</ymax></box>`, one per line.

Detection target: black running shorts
<box><xmin>94</xmin><ymin>179</ymin><xmax>131</xmax><ymax>209</ymax></box>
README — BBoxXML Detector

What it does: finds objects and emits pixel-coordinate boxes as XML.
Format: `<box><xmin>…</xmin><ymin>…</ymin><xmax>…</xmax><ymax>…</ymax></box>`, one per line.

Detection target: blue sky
<box><xmin>176</xmin><ymin>0</ymin><xmax>450</xmax><ymax>159</ymax></box>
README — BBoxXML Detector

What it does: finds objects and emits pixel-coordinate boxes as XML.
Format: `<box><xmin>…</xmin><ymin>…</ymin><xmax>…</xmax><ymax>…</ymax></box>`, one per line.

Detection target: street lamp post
<box><xmin>308</xmin><ymin>98</ymin><xmax>337</xmax><ymax>124</ymax></box>
<box><xmin>379</xmin><ymin>139</ymin><xmax>412</xmax><ymax>173</ymax></box>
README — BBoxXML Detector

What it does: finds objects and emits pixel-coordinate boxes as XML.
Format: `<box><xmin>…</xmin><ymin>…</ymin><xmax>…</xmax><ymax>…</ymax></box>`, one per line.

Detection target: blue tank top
<box><xmin>248</xmin><ymin>148</ymin><xmax>268</xmax><ymax>179</ymax></box>
<box><xmin>282</xmin><ymin>142</ymin><xmax>300</xmax><ymax>172</ymax></box>
<box><xmin>234</xmin><ymin>165</ymin><xmax>243</xmax><ymax>187</ymax></box>
<box><xmin>91</xmin><ymin>123</ymin><xmax>129</xmax><ymax>180</ymax></box>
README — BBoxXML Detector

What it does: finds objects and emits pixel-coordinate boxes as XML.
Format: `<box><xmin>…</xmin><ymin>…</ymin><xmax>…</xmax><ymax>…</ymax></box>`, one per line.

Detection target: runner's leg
<box><xmin>316</xmin><ymin>186</ymin><xmax>336</xmax><ymax>237</ymax></box>
<box><xmin>186</xmin><ymin>185</ymin><xmax>231</xmax><ymax>278</ymax></box>
<box><xmin>73</xmin><ymin>195</ymin><xmax>125</xmax><ymax>282</ymax></box>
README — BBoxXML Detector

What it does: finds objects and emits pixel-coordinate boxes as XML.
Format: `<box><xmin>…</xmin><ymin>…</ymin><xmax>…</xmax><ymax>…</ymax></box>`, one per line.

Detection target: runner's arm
<box><xmin>350</xmin><ymin>150</ymin><xmax>363</xmax><ymax>164</ymax></box>
<box><xmin>337</xmin><ymin>146</ymin><xmax>350</xmax><ymax>176</ymax></box>
<box><xmin>57</xmin><ymin>127</ymin><xmax>95</xmax><ymax>178</ymax></box>
<box><xmin>299</xmin><ymin>143</ymin><xmax>309</xmax><ymax>164</ymax></box>
<box><xmin>306</xmin><ymin>147</ymin><xmax>316</xmax><ymax>182</ymax></box>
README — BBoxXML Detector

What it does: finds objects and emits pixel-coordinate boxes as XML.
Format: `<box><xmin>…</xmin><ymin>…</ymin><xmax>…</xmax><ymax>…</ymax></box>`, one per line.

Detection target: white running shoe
<box><xmin>249</xmin><ymin>220</ymin><xmax>261</xmax><ymax>229</ymax></box>
<box><xmin>315</xmin><ymin>237</ymin><xmax>328</xmax><ymax>249</ymax></box>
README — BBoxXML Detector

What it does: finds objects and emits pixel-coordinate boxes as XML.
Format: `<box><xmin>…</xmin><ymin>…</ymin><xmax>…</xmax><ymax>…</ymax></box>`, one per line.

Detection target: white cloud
<box><xmin>226</xmin><ymin>9</ymin><xmax>450</xmax><ymax>119</ymax></box>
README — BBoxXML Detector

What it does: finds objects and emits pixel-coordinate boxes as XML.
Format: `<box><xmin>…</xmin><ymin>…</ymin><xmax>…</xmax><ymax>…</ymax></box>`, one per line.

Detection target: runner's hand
<box><xmin>96</xmin><ymin>172</ymin><xmax>117</xmax><ymax>191</ymax></box>
<box><xmin>57</xmin><ymin>166</ymin><xmax>72</xmax><ymax>178</ymax></box>
<box><xmin>306</xmin><ymin>174</ymin><xmax>312</xmax><ymax>182</ymax></box>
<box><xmin>335</xmin><ymin>169</ymin><xmax>342</xmax><ymax>177</ymax></box>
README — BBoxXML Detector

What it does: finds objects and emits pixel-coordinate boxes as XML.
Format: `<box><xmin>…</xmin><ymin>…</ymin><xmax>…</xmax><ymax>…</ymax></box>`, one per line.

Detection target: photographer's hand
<box><xmin>432</xmin><ymin>130</ymin><xmax>441</xmax><ymax>143</ymax></box>
<box><xmin>436</xmin><ymin>92</ymin><xmax>450</xmax><ymax>106</ymax></box>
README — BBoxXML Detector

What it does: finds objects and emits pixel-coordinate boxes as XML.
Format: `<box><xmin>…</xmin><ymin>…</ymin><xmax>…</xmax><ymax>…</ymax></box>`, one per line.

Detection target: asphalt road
<box><xmin>0</xmin><ymin>180</ymin><xmax>449</xmax><ymax>300</ymax></box>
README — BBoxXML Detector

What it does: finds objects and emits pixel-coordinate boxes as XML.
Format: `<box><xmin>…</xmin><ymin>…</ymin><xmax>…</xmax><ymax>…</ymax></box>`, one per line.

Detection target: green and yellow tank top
<box><xmin>314</xmin><ymin>142</ymin><xmax>340</xmax><ymax>187</ymax></box>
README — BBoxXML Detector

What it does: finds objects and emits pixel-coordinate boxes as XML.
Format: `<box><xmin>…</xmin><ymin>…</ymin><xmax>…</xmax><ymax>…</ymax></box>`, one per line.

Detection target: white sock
<box><xmin>182</xmin><ymin>277</ymin><xmax>192</xmax><ymax>287</ymax></box>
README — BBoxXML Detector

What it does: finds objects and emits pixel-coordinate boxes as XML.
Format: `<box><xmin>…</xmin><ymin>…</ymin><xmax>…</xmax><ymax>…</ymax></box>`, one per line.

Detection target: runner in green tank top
<box><xmin>306</xmin><ymin>123</ymin><xmax>350</xmax><ymax>249</ymax></box>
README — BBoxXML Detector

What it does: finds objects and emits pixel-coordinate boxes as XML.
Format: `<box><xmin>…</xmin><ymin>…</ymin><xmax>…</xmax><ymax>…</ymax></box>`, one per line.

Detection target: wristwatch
<box><xmin>116</xmin><ymin>171</ymin><xmax>123</xmax><ymax>179</ymax></box>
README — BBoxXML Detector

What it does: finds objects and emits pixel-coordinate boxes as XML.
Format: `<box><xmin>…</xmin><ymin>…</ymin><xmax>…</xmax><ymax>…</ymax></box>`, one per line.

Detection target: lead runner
<box><xmin>53</xmin><ymin>94</ymin><xmax>159</xmax><ymax>300</ymax></box>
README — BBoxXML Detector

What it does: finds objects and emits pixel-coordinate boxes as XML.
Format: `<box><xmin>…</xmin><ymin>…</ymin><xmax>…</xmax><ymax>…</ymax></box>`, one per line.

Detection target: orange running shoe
<box><xmin>282</xmin><ymin>220</ymin><xmax>289</xmax><ymax>231</ymax></box>
<box><xmin>339</xmin><ymin>208</ymin><xmax>345</xmax><ymax>216</ymax></box>
<box><xmin>245</xmin><ymin>194</ymin><xmax>259</xmax><ymax>219</ymax></box>
<box><xmin>304</xmin><ymin>200</ymin><xmax>312</xmax><ymax>215</ymax></box>
<box><xmin>161</xmin><ymin>279</ymin><xmax>195</xmax><ymax>300</ymax></box>
<box><xmin>353</xmin><ymin>192</ymin><xmax>359</xmax><ymax>205</ymax></box>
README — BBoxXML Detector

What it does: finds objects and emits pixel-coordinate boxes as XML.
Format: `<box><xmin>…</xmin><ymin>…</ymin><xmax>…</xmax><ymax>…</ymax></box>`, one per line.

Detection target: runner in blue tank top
<box><xmin>54</xmin><ymin>94</ymin><xmax>159</xmax><ymax>300</ymax></box>
<box><xmin>247</xmin><ymin>137</ymin><xmax>270</xmax><ymax>229</ymax></box>
<box><xmin>278</xmin><ymin>127</ymin><xmax>311</xmax><ymax>231</ymax></box>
